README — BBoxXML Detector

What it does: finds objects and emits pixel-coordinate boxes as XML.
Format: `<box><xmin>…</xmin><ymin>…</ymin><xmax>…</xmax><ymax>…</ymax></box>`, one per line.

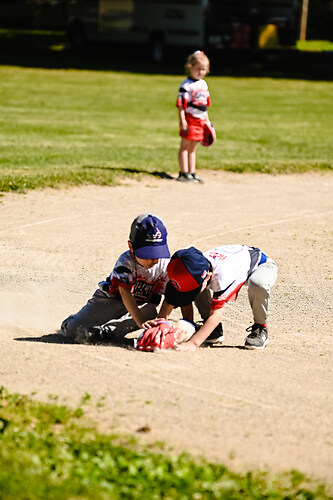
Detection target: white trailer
<box><xmin>67</xmin><ymin>0</ymin><xmax>300</xmax><ymax>61</ymax></box>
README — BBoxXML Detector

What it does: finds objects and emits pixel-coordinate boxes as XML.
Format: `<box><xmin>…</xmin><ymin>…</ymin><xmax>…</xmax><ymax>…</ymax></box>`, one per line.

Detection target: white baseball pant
<box><xmin>195</xmin><ymin>258</ymin><xmax>278</xmax><ymax>326</ymax></box>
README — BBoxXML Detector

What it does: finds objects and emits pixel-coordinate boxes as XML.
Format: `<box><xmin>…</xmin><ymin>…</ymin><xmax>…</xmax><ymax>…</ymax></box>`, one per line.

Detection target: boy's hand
<box><xmin>141</xmin><ymin>318</ymin><xmax>169</xmax><ymax>330</ymax></box>
<box><xmin>136</xmin><ymin>322</ymin><xmax>176</xmax><ymax>351</ymax></box>
<box><xmin>176</xmin><ymin>339</ymin><xmax>197</xmax><ymax>352</ymax></box>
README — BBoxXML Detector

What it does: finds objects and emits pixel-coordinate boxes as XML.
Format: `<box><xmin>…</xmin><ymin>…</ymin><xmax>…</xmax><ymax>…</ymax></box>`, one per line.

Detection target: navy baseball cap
<box><xmin>129</xmin><ymin>213</ymin><xmax>170</xmax><ymax>259</ymax></box>
<box><xmin>165</xmin><ymin>247</ymin><xmax>210</xmax><ymax>307</ymax></box>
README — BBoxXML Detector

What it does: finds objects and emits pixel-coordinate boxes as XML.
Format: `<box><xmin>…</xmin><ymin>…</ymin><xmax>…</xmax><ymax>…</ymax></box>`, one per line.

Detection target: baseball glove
<box><xmin>136</xmin><ymin>319</ymin><xmax>197</xmax><ymax>352</ymax></box>
<box><xmin>201</xmin><ymin>122</ymin><xmax>216</xmax><ymax>147</ymax></box>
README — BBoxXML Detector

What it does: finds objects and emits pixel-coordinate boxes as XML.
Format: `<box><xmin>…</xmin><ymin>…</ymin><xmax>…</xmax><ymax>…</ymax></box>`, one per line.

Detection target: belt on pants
<box><xmin>259</xmin><ymin>252</ymin><xmax>267</xmax><ymax>265</ymax></box>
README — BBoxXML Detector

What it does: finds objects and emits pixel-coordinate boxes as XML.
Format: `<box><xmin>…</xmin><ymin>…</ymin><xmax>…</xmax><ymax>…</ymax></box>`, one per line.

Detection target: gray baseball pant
<box><xmin>195</xmin><ymin>258</ymin><xmax>278</xmax><ymax>326</ymax></box>
<box><xmin>61</xmin><ymin>289</ymin><xmax>158</xmax><ymax>339</ymax></box>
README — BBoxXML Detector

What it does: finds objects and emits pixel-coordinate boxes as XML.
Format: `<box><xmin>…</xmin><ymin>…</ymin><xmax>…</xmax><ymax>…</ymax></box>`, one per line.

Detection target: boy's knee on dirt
<box><xmin>62</xmin><ymin>301</ymin><xmax>158</xmax><ymax>340</ymax></box>
<box><xmin>61</xmin><ymin>312</ymin><xmax>101</xmax><ymax>339</ymax></box>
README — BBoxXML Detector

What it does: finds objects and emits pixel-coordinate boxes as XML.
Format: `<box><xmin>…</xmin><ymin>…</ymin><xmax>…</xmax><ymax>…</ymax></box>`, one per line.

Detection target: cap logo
<box><xmin>145</xmin><ymin>226</ymin><xmax>163</xmax><ymax>243</ymax></box>
<box><xmin>170</xmin><ymin>278</ymin><xmax>180</xmax><ymax>290</ymax></box>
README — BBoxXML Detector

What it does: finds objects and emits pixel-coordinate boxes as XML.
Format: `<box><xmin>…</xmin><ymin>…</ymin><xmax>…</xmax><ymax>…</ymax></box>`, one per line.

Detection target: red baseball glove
<box><xmin>201</xmin><ymin>122</ymin><xmax>216</xmax><ymax>147</ymax></box>
<box><xmin>135</xmin><ymin>319</ymin><xmax>197</xmax><ymax>352</ymax></box>
<box><xmin>136</xmin><ymin>321</ymin><xmax>177</xmax><ymax>351</ymax></box>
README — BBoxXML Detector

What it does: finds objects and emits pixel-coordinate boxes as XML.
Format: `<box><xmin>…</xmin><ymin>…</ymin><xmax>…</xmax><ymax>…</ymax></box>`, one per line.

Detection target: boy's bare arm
<box><xmin>157</xmin><ymin>299</ymin><xmax>174</xmax><ymax>319</ymax></box>
<box><xmin>119</xmin><ymin>286</ymin><xmax>146</xmax><ymax>328</ymax></box>
<box><xmin>191</xmin><ymin>309</ymin><xmax>221</xmax><ymax>346</ymax></box>
<box><xmin>177</xmin><ymin>308</ymin><xmax>222</xmax><ymax>351</ymax></box>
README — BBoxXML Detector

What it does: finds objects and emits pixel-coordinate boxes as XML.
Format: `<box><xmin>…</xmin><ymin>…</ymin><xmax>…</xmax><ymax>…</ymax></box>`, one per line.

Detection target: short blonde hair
<box><xmin>185</xmin><ymin>50</ymin><xmax>210</xmax><ymax>76</ymax></box>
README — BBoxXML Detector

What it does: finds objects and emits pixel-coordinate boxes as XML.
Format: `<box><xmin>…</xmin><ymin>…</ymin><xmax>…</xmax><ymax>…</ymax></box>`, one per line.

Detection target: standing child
<box><xmin>176</xmin><ymin>50</ymin><xmax>212</xmax><ymax>183</ymax></box>
<box><xmin>60</xmin><ymin>213</ymin><xmax>170</xmax><ymax>344</ymax></box>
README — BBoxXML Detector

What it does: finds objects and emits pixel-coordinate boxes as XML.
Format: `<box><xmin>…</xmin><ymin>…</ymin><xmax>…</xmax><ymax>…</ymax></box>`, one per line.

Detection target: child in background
<box><xmin>176</xmin><ymin>50</ymin><xmax>212</xmax><ymax>183</ymax></box>
<box><xmin>60</xmin><ymin>214</ymin><xmax>170</xmax><ymax>344</ymax></box>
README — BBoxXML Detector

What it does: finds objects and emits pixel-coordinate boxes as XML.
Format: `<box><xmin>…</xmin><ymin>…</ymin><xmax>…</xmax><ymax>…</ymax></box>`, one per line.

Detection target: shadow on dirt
<box><xmin>14</xmin><ymin>334</ymin><xmax>247</xmax><ymax>350</ymax></box>
<box><xmin>14</xmin><ymin>332</ymin><xmax>135</xmax><ymax>349</ymax></box>
<box><xmin>15</xmin><ymin>333</ymin><xmax>76</xmax><ymax>344</ymax></box>
<box><xmin>206</xmin><ymin>344</ymin><xmax>248</xmax><ymax>350</ymax></box>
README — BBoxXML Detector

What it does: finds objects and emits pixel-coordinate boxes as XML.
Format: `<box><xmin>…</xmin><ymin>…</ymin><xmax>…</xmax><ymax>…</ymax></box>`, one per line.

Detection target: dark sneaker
<box><xmin>244</xmin><ymin>324</ymin><xmax>268</xmax><ymax>349</ymax></box>
<box><xmin>60</xmin><ymin>315</ymin><xmax>74</xmax><ymax>336</ymax></box>
<box><xmin>177</xmin><ymin>172</ymin><xmax>193</xmax><ymax>182</ymax></box>
<box><xmin>60</xmin><ymin>321</ymin><xmax>68</xmax><ymax>337</ymax></box>
<box><xmin>204</xmin><ymin>323</ymin><xmax>224</xmax><ymax>345</ymax></box>
<box><xmin>75</xmin><ymin>326</ymin><xmax>105</xmax><ymax>344</ymax></box>
<box><xmin>191</xmin><ymin>173</ymin><xmax>204</xmax><ymax>183</ymax></box>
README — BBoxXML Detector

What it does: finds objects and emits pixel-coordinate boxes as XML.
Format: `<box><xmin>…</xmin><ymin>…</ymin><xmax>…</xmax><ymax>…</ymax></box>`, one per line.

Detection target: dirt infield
<box><xmin>1</xmin><ymin>171</ymin><xmax>332</xmax><ymax>484</ymax></box>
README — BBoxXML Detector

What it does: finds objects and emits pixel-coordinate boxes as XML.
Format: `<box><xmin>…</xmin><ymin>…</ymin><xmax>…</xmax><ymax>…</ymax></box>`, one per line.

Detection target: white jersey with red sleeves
<box><xmin>204</xmin><ymin>245</ymin><xmax>264</xmax><ymax>310</ymax></box>
<box><xmin>176</xmin><ymin>77</ymin><xmax>211</xmax><ymax>120</ymax></box>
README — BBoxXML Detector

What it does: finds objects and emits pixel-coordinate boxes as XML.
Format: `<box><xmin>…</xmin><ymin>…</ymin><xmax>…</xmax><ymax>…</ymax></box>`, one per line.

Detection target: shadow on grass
<box><xmin>0</xmin><ymin>166</ymin><xmax>175</xmax><ymax>193</ymax></box>
<box><xmin>82</xmin><ymin>165</ymin><xmax>174</xmax><ymax>180</ymax></box>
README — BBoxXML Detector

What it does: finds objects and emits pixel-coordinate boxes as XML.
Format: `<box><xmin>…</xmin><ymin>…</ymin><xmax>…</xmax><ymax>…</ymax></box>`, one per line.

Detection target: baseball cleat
<box><xmin>75</xmin><ymin>326</ymin><xmax>104</xmax><ymax>344</ymax></box>
<box><xmin>244</xmin><ymin>324</ymin><xmax>269</xmax><ymax>349</ymax></box>
<box><xmin>60</xmin><ymin>315</ymin><xmax>74</xmax><ymax>336</ymax></box>
<box><xmin>204</xmin><ymin>322</ymin><xmax>224</xmax><ymax>344</ymax></box>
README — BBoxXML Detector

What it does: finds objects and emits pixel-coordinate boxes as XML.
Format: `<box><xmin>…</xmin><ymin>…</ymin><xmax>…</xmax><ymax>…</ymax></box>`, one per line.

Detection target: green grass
<box><xmin>296</xmin><ymin>40</ymin><xmax>333</xmax><ymax>52</ymax></box>
<box><xmin>0</xmin><ymin>387</ymin><xmax>330</xmax><ymax>500</ymax></box>
<box><xmin>0</xmin><ymin>65</ymin><xmax>332</xmax><ymax>192</ymax></box>
<box><xmin>0</xmin><ymin>29</ymin><xmax>66</xmax><ymax>37</ymax></box>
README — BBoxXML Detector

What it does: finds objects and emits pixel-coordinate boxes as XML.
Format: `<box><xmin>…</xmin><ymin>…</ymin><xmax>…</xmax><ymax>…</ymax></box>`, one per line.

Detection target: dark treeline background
<box><xmin>0</xmin><ymin>0</ymin><xmax>332</xmax><ymax>41</ymax></box>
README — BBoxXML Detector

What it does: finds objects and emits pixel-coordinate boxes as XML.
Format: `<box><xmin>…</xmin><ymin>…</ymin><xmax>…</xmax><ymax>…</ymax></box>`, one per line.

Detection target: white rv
<box><xmin>67</xmin><ymin>0</ymin><xmax>300</xmax><ymax>61</ymax></box>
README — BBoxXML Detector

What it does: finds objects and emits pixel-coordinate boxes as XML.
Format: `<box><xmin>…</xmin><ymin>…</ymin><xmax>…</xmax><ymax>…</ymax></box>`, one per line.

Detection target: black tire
<box><xmin>67</xmin><ymin>20</ymin><xmax>87</xmax><ymax>52</ymax></box>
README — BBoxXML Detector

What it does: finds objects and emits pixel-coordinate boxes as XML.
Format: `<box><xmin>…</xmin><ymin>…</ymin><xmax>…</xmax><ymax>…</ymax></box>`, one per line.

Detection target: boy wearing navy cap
<box><xmin>159</xmin><ymin>245</ymin><xmax>278</xmax><ymax>351</ymax></box>
<box><xmin>61</xmin><ymin>213</ymin><xmax>170</xmax><ymax>343</ymax></box>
